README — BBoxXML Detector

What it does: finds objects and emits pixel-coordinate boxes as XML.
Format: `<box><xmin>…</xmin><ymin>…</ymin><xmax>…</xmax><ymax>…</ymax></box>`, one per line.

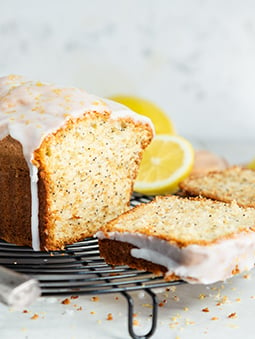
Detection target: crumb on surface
<box><xmin>70</xmin><ymin>295</ymin><xmax>79</xmax><ymax>299</ymax></box>
<box><xmin>158</xmin><ymin>299</ymin><xmax>167</xmax><ymax>307</ymax></box>
<box><xmin>231</xmin><ymin>265</ymin><xmax>240</xmax><ymax>275</ymax></box>
<box><xmin>61</xmin><ymin>298</ymin><xmax>71</xmax><ymax>305</ymax></box>
<box><xmin>228</xmin><ymin>312</ymin><xmax>237</xmax><ymax>319</ymax></box>
<box><xmin>169</xmin><ymin>322</ymin><xmax>179</xmax><ymax>328</ymax></box>
<box><xmin>133</xmin><ymin>319</ymin><xmax>139</xmax><ymax>326</ymax></box>
<box><xmin>202</xmin><ymin>307</ymin><xmax>210</xmax><ymax>312</ymax></box>
<box><xmin>185</xmin><ymin>319</ymin><xmax>195</xmax><ymax>325</ymax></box>
<box><xmin>227</xmin><ymin>323</ymin><xmax>239</xmax><ymax>329</ymax></box>
<box><xmin>90</xmin><ymin>311</ymin><xmax>96</xmax><ymax>315</ymax></box>
<box><xmin>106</xmin><ymin>313</ymin><xmax>113</xmax><ymax>320</ymax></box>
<box><xmin>91</xmin><ymin>296</ymin><xmax>99</xmax><ymax>302</ymax></box>
<box><xmin>199</xmin><ymin>294</ymin><xmax>206</xmax><ymax>299</ymax></box>
<box><xmin>211</xmin><ymin>317</ymin><xmax>219</xmax><ymax>320</ymax></box>
<box><xmin>243</xmin><ymin>274</ymin><xmax>250</xmax><ymax>279</ymax></box>
<box><xmin>216</xmin><ymin>295</ymin><xmax>229</xmax><ymax>306</ymax></box>
<box><xmin>142</xmin><ymin>303</ymin><xmax>153</xmax><ymax>308</ymax></box>
<box><xmin>30</xmin><ymin>313</ymin><xmax>39</xmax><ymax>320</ymax></box>
<box><xmin>171</xmin><ymin>313</ymin><xmax>181</xmax><ymax>321</ymax></box>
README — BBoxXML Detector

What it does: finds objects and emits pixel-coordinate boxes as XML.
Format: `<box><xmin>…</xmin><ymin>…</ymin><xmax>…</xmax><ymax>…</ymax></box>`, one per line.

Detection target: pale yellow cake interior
<box><xmin>101</xmin><ymin>196</ymin><xmax>255</xmax><ymax>246</ymax></box>
<box><xmin>35</xmin><ymin>112</ymin><xmax>152</xmax><ymax>249</ymax></box>
<box><xmin>180</xmin><ymin>167</ymin><xmax>255</xmax><ymax>208</ymax></box>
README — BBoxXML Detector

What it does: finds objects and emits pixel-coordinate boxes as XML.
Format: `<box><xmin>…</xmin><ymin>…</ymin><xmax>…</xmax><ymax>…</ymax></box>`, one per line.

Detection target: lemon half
<box><xmin>109</xmin><ymin>95</ymin><xmax>175</xmax><ymax>135</ymax></box>
<box><xmin>134</xmin><ymin>134</ymin><xmax>194</xmax><ymax>195</ymax></box>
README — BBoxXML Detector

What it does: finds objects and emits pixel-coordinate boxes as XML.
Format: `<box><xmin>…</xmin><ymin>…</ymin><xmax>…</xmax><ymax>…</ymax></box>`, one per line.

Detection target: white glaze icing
<box><xmin>29</xmin><ymin>164</ymin><xmax>40</xmax><ymax>251</ymax></box>
<box><xmin>0</xmin><ymin>74</ymin><xmax>154</xmax><ymax>250</ymax></box>
<box><xmin>96</xmin><ymin>231</ymin><xmax>255</xmax><ymax>284</ymax></box>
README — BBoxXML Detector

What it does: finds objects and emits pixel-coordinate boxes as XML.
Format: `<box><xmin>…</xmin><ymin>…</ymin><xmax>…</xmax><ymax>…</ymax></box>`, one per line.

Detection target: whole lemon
<box><xmin>109</xmin><ymin>95</ymin><xmax>175</xmax><ymax>135</ymax></box>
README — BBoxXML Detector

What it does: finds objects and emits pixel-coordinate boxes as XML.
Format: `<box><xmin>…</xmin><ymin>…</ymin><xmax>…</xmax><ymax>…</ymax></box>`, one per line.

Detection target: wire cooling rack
<box><xmin>0</xmin><ymin>193</ymin><xmax>184</xmax><ymax>339</ymax></box>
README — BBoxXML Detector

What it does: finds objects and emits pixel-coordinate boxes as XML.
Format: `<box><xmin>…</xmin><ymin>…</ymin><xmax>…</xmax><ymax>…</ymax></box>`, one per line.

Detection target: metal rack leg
<box><xmin>121</xmin><ymin>289</ymin><xmax>158</xmax><ymax>339</ymax></box>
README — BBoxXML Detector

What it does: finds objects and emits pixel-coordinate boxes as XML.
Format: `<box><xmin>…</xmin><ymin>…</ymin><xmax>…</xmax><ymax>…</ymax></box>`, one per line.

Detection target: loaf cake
<box><xmin>179</xmin><ymin>166</ymin><xmax>255</xmax><ymax>208</ymax></box>
<box><xmin>0</xmin><ymin>74</ymin><xmax>153</xmax><ymax>251</ymax></box>
<box><xmin>97</xmin><ymin>195</ymin><xmax>255</xmax><ymax>284</ymax></box>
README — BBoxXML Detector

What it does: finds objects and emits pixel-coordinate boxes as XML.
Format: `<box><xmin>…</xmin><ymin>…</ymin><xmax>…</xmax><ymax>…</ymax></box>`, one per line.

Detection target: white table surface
<box><xmin>1</xmin><ymin>272</ymin><xmax>255</xmax><ymax>339</ymax></box>
<box><xmin>0</xmin><ymin>140</ymin><xmax>254</xmax><ymax>339</ymax></box>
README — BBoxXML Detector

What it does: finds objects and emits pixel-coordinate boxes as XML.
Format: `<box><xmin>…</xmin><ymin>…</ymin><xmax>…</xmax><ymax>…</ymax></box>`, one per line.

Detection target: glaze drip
<box><xmin>96</xmin><ymin>231</ymin><xmax>255</xmax><ymax>284</ymax></box>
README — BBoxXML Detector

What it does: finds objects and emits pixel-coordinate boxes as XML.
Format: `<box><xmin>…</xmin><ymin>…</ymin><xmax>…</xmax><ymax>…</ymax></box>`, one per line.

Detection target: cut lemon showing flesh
<box><xmin>134</xmin><ymin>134</ymin><xmax>194</xmax><ymax>195</ymax></box>
<box><xmin>109</xmin><ymin>95</ymin><xmax>175</xmax><ymax>135</ymax></box>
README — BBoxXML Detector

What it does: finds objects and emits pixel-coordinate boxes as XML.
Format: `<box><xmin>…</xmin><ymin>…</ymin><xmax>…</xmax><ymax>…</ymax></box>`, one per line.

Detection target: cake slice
<box><xmin>0</xmin><ymin>75</ymin><xmax>153</xmax><ymax>251</ymax></box>
<box><xmin>179</xmin><ymin>166</ymin><xmax>255</xmax><ymax>208</ymax></box>
<box><xmin>97</xmin><ymin>195</ymin><xmax>255</xmax><ymax>284</ymax></box>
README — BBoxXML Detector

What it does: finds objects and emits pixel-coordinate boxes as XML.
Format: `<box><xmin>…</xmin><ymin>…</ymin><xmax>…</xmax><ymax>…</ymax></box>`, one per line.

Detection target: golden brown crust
<box><xmin>98</xmin><ymin>238</ymin><xmax>180</xmax><ymax>281</ymax></box>
<box><xmin>0</xmin><ymin>136</ymin><xmax>46</xmax><ymax>247</ymax></box>
<box><xmin>179</xmin><ymin>166</ymin><xmax>255</xmax><ymax>208</ymax></box>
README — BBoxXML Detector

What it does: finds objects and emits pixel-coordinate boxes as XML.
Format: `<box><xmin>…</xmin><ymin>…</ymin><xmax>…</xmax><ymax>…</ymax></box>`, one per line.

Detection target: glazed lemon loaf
<box><xmin>179</xmin><ymin>166</ymin><xmax>255</xmax><ymax>208</ymax></box>
<box><xmin>97</xmin><ymin>195</ymin><xmax>255</xmax><ymax>284</ymax></box>
<box><xmin>0</xmin><ymin>74</ymin><xmax>153</xmax><ymax>251</ymax></box>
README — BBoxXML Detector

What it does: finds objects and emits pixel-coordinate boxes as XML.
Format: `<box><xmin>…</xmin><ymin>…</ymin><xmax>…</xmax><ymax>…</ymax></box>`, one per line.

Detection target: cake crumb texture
<box><xmin>100</xmin><ymin>195</ymin><xmax>255</xmax><ymax>246</ymax></box>
<box><xmin>179</xmin><ymin>166</ymin><xmax>255</xmax><ymax>208</ymax></box>
<box><xmin>35</xmin><ymin>112</ymin><xmax>152</xmax><ymax>250</ymax></box>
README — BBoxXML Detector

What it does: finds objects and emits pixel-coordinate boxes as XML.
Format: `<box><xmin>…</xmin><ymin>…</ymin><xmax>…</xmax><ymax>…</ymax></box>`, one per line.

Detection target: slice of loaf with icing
<box><xmin>97</xmin><ymin>195</ymin><xmax>255</xmax><ymax>284</ymax></box>
<box><xmin>0</xmin><ymin>74</ymin><xmax>153</xmax><ymax>251</ymax></box>
<box><xmin>179</xmin><ymin>166</ymin><xmax>255</xmax><ymax>208</ymax></box>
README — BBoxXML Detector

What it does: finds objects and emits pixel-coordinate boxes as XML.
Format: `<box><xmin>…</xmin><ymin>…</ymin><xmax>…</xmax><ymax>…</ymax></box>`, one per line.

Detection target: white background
<box><xmin>1</xmin><ymin>0</ymin><xmax>255</xmax><ymax>141</ymax></box>
<box><xmin>0</xmin><ymin>1</ymin><xmax>255</xmax><ymax>338</ymax></box>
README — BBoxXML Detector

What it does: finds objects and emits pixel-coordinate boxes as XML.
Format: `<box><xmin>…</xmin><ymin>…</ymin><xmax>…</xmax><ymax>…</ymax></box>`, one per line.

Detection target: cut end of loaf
<box><xmin>35</xmin><ymin>112</ymin><xmax>153</xmax><ymax>250</ymax></box>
